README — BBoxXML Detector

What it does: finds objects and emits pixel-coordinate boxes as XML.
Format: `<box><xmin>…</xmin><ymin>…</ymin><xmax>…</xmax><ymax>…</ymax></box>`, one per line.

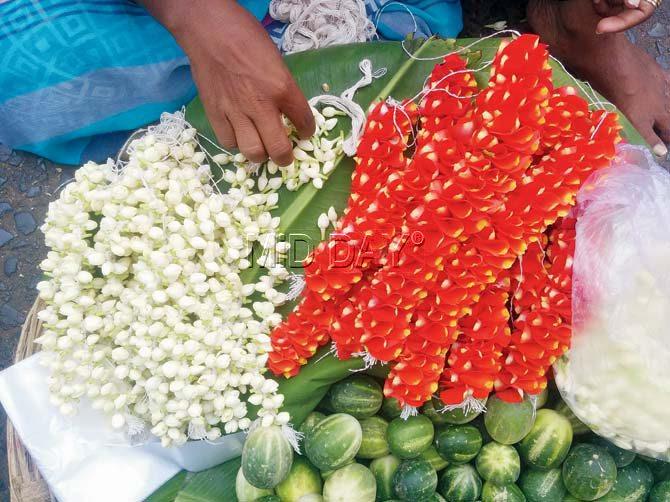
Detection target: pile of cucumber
<box><xmin>237</xmin><ymin>374</ymin><xmax>670</xmax><ymax>501</ymax></box>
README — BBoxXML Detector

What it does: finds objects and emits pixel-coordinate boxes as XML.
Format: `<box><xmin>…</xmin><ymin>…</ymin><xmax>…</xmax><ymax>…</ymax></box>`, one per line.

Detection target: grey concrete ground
<box><xmin>0</xmin><ymin>148</ymin><xmax>76</xmax><ymax>499</ymax></box>
<box><xmin>0</xmin><ymin>3</ymin><xmax>668</xmax><ymax>500</ymax></box>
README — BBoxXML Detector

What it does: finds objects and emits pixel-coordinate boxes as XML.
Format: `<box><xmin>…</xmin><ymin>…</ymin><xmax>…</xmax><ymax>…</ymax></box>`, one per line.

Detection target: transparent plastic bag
<box><xmin>554</xmin><ymin>144</ymin><xmax>670</xmax><ymax>460</ymax></box>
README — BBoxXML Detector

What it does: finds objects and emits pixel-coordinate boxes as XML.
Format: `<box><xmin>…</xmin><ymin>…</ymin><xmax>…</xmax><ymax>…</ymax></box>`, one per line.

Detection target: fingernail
<box><xmin>653</xmin><ymin>143</ymin><xmax>668</xmax><ymax>157</ymax></box>
<box><xmin>629</xmin><ymin>0</ymin><xmax>640</xmax><ymax>6</ymax></box>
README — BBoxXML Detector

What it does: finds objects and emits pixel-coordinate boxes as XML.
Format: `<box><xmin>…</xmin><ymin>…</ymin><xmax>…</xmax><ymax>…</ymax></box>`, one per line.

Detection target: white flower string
<box><xmin>35</xmin><ymin>57</ymin><xmax>394</xmax><ymax>446</ymax></box>
<box><xmin>36</xmin><ymin>106</ymin><xmax>345</xmax><ymax>447</ymax></box>
<box><xmin>38</xmin><ymin>137</ymin><xmax>283</xmax><ymax>445</ymax></box>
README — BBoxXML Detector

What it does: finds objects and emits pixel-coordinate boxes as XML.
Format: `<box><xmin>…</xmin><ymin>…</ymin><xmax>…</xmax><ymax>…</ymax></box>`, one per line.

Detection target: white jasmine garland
<box><xmin>36</xmin><ymin>109</ymin><xmax>341</xmax><ymax>447</ymax></box>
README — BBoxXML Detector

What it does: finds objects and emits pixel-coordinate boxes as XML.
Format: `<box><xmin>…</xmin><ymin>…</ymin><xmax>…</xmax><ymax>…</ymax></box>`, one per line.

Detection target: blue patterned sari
<box><xmin>0</xmin><ymin>0</ymin><xmax>461</xmax><ymax>164</ymax></box>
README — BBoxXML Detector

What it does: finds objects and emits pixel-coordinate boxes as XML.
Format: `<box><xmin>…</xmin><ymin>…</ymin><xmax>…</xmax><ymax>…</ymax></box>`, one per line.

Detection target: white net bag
<box><xmin>554</xmin><ymin>144</ymin><xmax>670</xmax><ymax>460</ymax></box>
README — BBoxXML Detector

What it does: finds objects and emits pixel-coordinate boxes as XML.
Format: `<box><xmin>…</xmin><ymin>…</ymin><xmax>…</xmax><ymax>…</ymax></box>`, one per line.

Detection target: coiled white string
<box><xmin>309</xmin><ymin>58</ymin><xmax>387</xmax><ymax>156</ymax></box>
<box><xmin>270</xmin><ymin>0</ymin><xmax>376</xmax><ymax>54</ymax></box>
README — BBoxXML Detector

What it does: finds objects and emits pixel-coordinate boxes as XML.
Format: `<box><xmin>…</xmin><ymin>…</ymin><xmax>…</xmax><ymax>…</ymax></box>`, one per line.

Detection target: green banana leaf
<box><xmin>148</xmin><ymin>37</ymin><xmax>645</xmax><ymax>501</ymax></box>
<box><xmin>146</xmin><ymin>471</ymin><xmax>192</xmax><ymax>502</ymax></box>
<box><xmin>173</xmin><ymin>458</ymin><xmax>240</xmax><ymax>502</ymax></box>
<box><xmin>166</xmin><ymin>458</ymin><xmax>240</xmax><ymax>502</ymax></box>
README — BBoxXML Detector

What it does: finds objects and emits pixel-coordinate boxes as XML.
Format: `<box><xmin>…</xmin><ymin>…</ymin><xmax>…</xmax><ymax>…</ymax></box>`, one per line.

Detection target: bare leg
<box><xmin>527</xmin><ymin>0</ymin><xmax>670</xmax><ymax>157</ymax></box>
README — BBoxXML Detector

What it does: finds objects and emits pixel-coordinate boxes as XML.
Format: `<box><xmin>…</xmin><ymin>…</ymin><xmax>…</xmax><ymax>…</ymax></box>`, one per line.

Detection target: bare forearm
<box><xmin>135</xmin><ymin>0</ymin><xmax>314</xmax><ymax>164</ymax></box>
<box><xmin>137</xmin><ymin>0</ymin><xmax>243</xmax><ymax>43</ymax></box>
<box><xmin>136</xmin><ymin>0</ymin><xmax>187</xmax><ymax>33</ymax></box>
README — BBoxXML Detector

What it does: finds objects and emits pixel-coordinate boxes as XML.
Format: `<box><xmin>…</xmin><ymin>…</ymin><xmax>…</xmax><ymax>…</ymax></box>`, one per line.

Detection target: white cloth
<box><xmin>0</xmin><ymin>354</ymin><xmax>244</xmax><ymax>502</ymax></box>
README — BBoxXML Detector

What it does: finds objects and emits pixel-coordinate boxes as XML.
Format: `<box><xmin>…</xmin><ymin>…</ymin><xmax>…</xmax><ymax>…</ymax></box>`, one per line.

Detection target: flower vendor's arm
<box><xmin>137</xmin><ymin>0</ymin><xmax>315</xmax><ymax>166</ymax></box>
<box><xmin>528</xmin><ymin>0</ymin><xmax>669</xmax><ymax>157</ymax></box>
<box><xmin>591</xmin><ymin>0</ymin><xmax>657</xmax><ymax>34</ymax></box>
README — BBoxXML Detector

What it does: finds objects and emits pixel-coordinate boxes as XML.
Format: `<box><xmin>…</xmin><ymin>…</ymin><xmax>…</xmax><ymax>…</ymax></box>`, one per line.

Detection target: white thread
<box><xmin>148</xmin><ymin>111</ymin><xmax>192</xmax><ymax>144</ymax></box>
<box><xmin>287</xmin><ymin>272</ymin><xmax>307</xmax><ymax>300</ymax></box>
<box><xmin>529</xmin><ymin>394</ymin><xmax>541</xmax><ymax>411</ymax></box>
<box><xmin>115</xmin><ymin>128</ymin><xmax>146</xmax><ymax>172</ymax></box>
<box><xmin>270</xmin><ymin>0</ymin><xmax>376</xmax><ymax>54</ymax></box>
<box><xmin>400</xmin><ymin>404</ymin><xmax>419</xmax><ymax>420</ymax></box>
<box><xmin>246</xmin><ymin>161</ymin><xmax>262</xmax><ymax>176</ymax></box>
<box><xmin>392</xmin><ymin>31</ymin><xmax>617</xmax><ymax>153</ymax></box>
<box><xmin>549</xmin><ymin>55</ymin><xmax>606</xmax><ymax>111</ymax></box>
<box><xmin>53</xmin><ymin>177</ymin><xmax>75</xmax><ymax>196</ymax></box>
<box><xmin>394</xmin><ymin>29</ymin><xmax>613</xmax><ymax>117</ymax></box>
<box><xmin>439</xmin><ymin>396</ymin><xmax>487</xmax><ymax>415</ymax></box>
<box><xmin>310</xmin><ymin>59</ymin><xmax>387</xmax><ymax>155</ymax></box>
<box><xmin>388</xmin><ymin>97</ymin><xmax>417</xmax><ymax>148</ymax></box>
<box><xmin>379</xmin><ymin>35</ymin><xmax>504</xmax><ymax>140</ymax></box>
<box><xmin>350</xmin><ymin>351</ymin><xmax>378</xmax><ymax>371</ymax></box>
<box><xmin>401</xmin><ymin>29</ymin><xmax>523</xmax><ymax>62</ymax></box>
<box><xmin>537</xmin><ymin>238</ymin><xmax>547</xmax><ymax>264</ymax></box>
<box><xmin>409</xmin><ymin>60</ymin><xmax>494</xmax><ymax>104</ymax></box>
<box><xmin>282</xmin><ymin>424</ymin><xmax>304</xmax><ymax>454</ymax></box>
<box><xmin>510</xmin><ymin>252</ymin><xmax>524</xmax><ymax>316</ymax></box>
<box><xmin>384</xmin><ymin>59</ymin><xmax>494</xmax><ymax>142</ymax></box>
<box><xmin>125</xmin><ymin>413</ymin><xmax>150</xmax><ymax>444</ymax></box>
<box><xmin>316</xmin><ymin>342</ymin><xmax>339</xmax><ymax>362</ymax></box>
<box><xmin>591</xmin><ymin>112</ymin><xmax>609</xmax><ymax>140</ymax></box>
<box><xmin>245</xmin><ymin>420</ymin><xmax>303</xmax><ymax>453</ymax></box>
<box><xmin>115</xmin><ymin>109</ymin><xmax>236</xmax><ymax>199</ymax></box>
<box><xmin>188</xmin><ymin>421</ymin><xmax>208</xmax><ymax>440</ymax></box>
<box><xmin>373</xmin><ymin>1</ymin><xmax>419</xmax><ymax>40</ymax></box>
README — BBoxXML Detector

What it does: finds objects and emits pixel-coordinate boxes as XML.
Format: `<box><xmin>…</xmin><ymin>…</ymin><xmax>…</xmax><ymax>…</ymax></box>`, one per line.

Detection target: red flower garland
<box><xmin>495</xmin><ymin>217</ymin><xmax>576</xmax><ymax>402</ymax></box>
<box><xmin>268</xmin><ymin>34</ymin><xmax>621</xmax><ymax>410</ymax></box>
<box><xmin>268</xmin><ymin>100</ymin><xmax>417</xmax><ymax>376</ymax></box>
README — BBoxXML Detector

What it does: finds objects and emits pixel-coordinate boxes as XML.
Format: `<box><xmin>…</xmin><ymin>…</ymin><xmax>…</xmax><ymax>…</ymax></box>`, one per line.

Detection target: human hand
<box><xmin>139</xmin><ymin>0</ymin><xmax>315</xmax><ymax>165</ymax></box>
<box><xmin>592</xmin><ymin>0</ymin><xmax>659</xmax><ymax>34</ymax></box>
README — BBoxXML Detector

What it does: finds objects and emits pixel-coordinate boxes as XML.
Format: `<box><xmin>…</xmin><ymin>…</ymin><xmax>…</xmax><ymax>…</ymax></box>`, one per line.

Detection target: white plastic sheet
<box><xmin>554</xmin><ymin>144</ymin><xmax>670</xmax><ymax>460</ymax></box>
<box><xmin>0</xmin><ymin>354</ymin><xmax>245</xmax><ymax>502</ymax></box>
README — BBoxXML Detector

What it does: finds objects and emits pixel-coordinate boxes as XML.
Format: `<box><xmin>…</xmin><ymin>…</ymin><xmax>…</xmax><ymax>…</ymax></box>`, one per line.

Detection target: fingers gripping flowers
<box><xmin>269</xmin><ymin>34</ymin><xmax>621</xmax><ymax>412</ymax></box>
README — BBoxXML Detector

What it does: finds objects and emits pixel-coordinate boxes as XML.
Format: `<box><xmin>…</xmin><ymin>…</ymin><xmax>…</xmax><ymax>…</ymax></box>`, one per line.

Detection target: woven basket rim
<box><xmin>7</xmin><ymin>297</ymin><xmax>52</xmax><ymax>502</ymax></box>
